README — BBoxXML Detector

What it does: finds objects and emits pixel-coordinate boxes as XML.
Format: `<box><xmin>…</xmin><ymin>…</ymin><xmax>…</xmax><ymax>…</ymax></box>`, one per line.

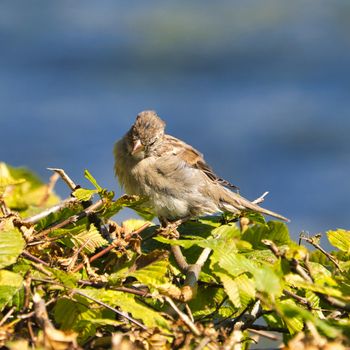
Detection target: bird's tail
<box><xmin>220</xmin><ymin>190</ymin><xmax>290</xmax><ymax>222</ymax></box>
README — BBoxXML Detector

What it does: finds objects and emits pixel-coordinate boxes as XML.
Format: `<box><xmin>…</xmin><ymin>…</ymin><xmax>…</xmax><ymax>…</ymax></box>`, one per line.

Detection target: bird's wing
<box><xmin>158</xmin><ymin>135</ymin><xmax>239</xmax><ymax>190</ymax></box>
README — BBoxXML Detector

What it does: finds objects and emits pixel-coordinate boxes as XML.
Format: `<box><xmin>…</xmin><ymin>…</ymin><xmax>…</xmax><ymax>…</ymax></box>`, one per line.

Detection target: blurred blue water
<box><xmin>1</xmin><ymin>1</ymin><xmax>350</xmax><ymax>241</ymax></box>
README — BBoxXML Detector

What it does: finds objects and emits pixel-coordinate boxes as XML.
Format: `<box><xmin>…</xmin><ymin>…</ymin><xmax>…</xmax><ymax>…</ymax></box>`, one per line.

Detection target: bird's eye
<box><xmin>148</xmin><ymin>138</ymin><xmax>157</xmax><ymax>146</ymax></box>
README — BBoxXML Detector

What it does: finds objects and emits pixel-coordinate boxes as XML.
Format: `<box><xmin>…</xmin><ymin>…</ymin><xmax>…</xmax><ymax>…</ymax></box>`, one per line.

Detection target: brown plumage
<box><xmin>114</xmin><ymin>110</ymin><xmax>289</xmax><ymax>223</ymax></box>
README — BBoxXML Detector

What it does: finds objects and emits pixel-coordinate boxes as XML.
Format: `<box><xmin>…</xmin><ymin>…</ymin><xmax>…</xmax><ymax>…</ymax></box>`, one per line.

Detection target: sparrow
<box><xmin>114</xmin><ymin>110</ymin><xmax>289</xmax><ymax>226</ymax></box>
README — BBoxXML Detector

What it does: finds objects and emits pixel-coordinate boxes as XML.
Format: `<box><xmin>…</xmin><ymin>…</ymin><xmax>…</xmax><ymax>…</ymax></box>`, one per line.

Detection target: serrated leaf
<box><xmin>215</xmin><ymin>270</ymin><xmax>241</xmax><ymax>307</ymax></box>
<box><xmin>242</xmin><ymin>221</ymin><xmax>290</xmax><ymax>249</ymax></box>
<box><xmin>70</xmin><ymin>224</ymin><xmax>108</xmax><ymax>254</ymax></box>
<box><xmin>102</xmin><ymin>194</ymin><xmax>154</xmax><ymax>219</ymax></box>
<box><xmin>211</xmin><ymin>224</ymin><xmax>241</xmax><ymax>240</ymax></box>
<box><xmin>49</xmin><ymin>268</ymin><xmax>79</xmax><ymax>288</ymax></box>
<box><xmin>129</xmin><ymin>259</ymin><xmax>170</xmax><ymax>289</ymax></box>
<box><xmin>155</xmin><ymin>236</ymin><xmax>207</xmax><ymax>249</ymax></box>
<box><xmin>253</xmin><ymin>265</ymin><xmax>282</xmax><ymax>297</ymax></box>
<box><xmin>0</xmin><ymin>270</ymin><xmax>23</xmax><ymax>311</ymax></box>
<box><xmin>84</xmin><ymin>169</ymin><xmax>102</xmax><ymax>191</ymax></box>
<box><xmin>54</xmin><ymin>296</ymin><xmax>110</xmax><ymax>343</ymax></box>
<box><xmin>188</xmin><ymin>285</ymin><xmax>226</xmax><ymax>318</ymax></box>
<box><xmin>79</xmin><ymin>288</ymin><xmax>171</xmax><ymax>331</ymax></box>
<box><xmin>327</xmin><ymin>229</ymin><xmax>350</xmax><ymax>254</ymax></box>
<box><xmin>0</xmin><ymin>220</ymin><xmax>25</xmax><ymax>269</ymax></box>
<box><xmin>72</xmin><ymin>188</ymin><xmax>98</xmax><ymax>201</ymax></box>
<box><xmin>277</xmin><ymin>299</ymin><xmax>304</xmax><ymax>334</ymax></box>
<box><xmin>235</xmin><ymin>273</ymin><xmax>256</xmax><ymax>306</ymax></box>
<box><xmin>212</xmin><ymin>248</ymin><xmax>255</xmax><ymax>276</ymax></box>
<box><xmin>122</xmin><ymin>219</ymin><xmax>152</xmax><ymax>234</ymax></box>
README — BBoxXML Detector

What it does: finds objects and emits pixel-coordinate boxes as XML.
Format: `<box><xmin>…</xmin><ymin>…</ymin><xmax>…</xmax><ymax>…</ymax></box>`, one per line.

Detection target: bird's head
<box><xmin>127</xmin><ymin>110</ymin><xmax>166</xmax><ymax>158</ymax></box>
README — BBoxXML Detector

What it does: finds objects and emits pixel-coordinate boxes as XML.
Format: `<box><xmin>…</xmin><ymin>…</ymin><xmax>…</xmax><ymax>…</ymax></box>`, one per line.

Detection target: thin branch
<box><xmin>34</xmin><ymin>199</ymin><xmax>105</xmax><ymax>239</ymax></box>
<box><xmin>247</xmin><ymin>328</ymin><xmax>280</xmax><ymax>341</ymax></box>
<box><xmin>23</xmin><ymin>197</ymin><xmax>78</xmax><ymax>225</ymax></box>
<box><xmin>47</xmin><ymin>168</ymin><xmax>77</xmax><ymax>190</ymax></box>
<box><xmin>0</xmin><ymin>198</ymin><xmax>11</xmax><ymax>216</ymax></box>
<box><xmin>299</xmin><ymin>234</ymin><xmax>342</xmax><ymax>272</ymax></box>
<box><xmin>196</xmin><ymin>247</ymin><xmax>212</xmax><ymax>267</ymax></box>
<box><xmin>252</xmin><ymin>191</ymin><xmax>269</xmax><ymax>205</ymax></box>
<box><xmin>0</xmin><ymin>306</ymin><xmax>16</xmax><ymax>326</ymax></box>
<box><xmin>247</xmin><ymin>324</ymin><xmax>288</xmax><ymax>334</ymax></box>
<box><xmin>194</xmin><ymin>337</ymin><xmax>212</xmax><ymax>350</ymax></box>
<box><xmin>283</xmin><ymin>289</ymin><xmax>312</xmax><ymax>309</ymax></box>
<box><xmin>33</xmin><ymin>293</ymin><xmax>54</xmax><ymax>329</ymax></box>
<box><xmin>39</xmin><ymin>172</ymin><xmax>60</xmax><ymax>206</ymax></box>
<box><xmin>73</xmin><ymin>289</ymin><xmax>147</xmax><ymax>330</ymax></box>
<box><xmin>164</xmin><ymin>296</ymin><xmax>200</xmax><ymax>336</ymax></box>
<box><xmin>22</xmin><ymin>250</ymin><xmax>50</xmax><ymax>266</ymax></box>
<box><xmin>262</xmin><ymin>239</ymin><xmax>313</xmax><ymax>282</ymax></box>
<box><xmin>171</xmin><ymin>245</ymin><xmax>189</xmax><ymax>273</ymax></box>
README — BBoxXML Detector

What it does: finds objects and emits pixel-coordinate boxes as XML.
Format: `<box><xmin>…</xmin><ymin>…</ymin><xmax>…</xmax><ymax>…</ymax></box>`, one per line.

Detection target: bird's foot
<box><xmin>157</xmin><ymin>221</ymin><xmax>182</xmax><ymax>239</ymax></box>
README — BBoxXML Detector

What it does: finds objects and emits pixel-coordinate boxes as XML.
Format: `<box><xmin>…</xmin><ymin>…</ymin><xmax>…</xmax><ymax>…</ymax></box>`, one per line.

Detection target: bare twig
<box><xmin>0</xmin><ymin>198</ymin><xmax>11</xmax><ymax>216</ymax></box>
<box><xmin>247</xmin><ymin>324</ymin><xmax>288</xmax><ymax>333</ymax></box>
<box><xmin>247</xmin><ymin>328</ymin><xmax>280</xmax><ymax>340</ymax></box>
<box><xmin>47</xmin><ymin>168</ymin><xmax>77</xmax><ymax>190</ymax></box>
<box><xmin>196</xmin><ymin>247</ymin><xmax>212</xmax><ymax>267</ymax></box>
<box><xmin>39</xmin><ymin>172</ymin><xmax>60</xmax><ymax>206</ymax></box>
<box><xmin>34</xmin><ymin>199</ymin><xmax>105</xmax><ymax>239</ymax></box>
<box><xmin>262</xmin><ymin>239</ymin><xmax>313</xmax><ymax>282</ymax></box>
<box><xmin>299</xmin><ymin>234</ymin><xmax>342</xmax><ymax>272</ymax></box>
<box><xmin>164</xmin><ymin>296</ymin><xmax>200</xmax><ymax>336</ymax></box>
<box><xmin>33</xmin><ymin>293</ymin><xmax>54</xmax><ymax>329</ymax></box>
<box><xmin>252</xmin><ymin>191</ymin><xmax>269</xmax><ymax>205</ymax></box>
<box><xmin>194</xmin><ymin>337</ymin><xmax>212</xmax><ymax>350</ymax></box>
<box><xmin>0</xmin><ymin>306</ymin><xmax>16</xmax><ymax>326</ymax></box>
<box><xmin>171</xmin><ymin>244</ymin><xmax>189</xmax><ymax>272</ymax></box>
<box><xmin>247</xmin><ymin>328</ymin><xmax>279</xmax><ymax>341</ymax></box>
<box><xmin>73</xmin><ymin>289</ymin><xmax>147</xmax><ymax>330</ymax></box>
<box><xmin>283</xmin><ymin>289</ymin><xmax>312</xmax><ymax>309</ymax></box>
<box><xmin>23</xmin><ymin>197</ymin><xmax>78</xmax><ymax>225</ymax></box>
<box><xmin>22</xmin><ymin>250</ymin><xmax>50</xmax><ymax>266</ymax></box>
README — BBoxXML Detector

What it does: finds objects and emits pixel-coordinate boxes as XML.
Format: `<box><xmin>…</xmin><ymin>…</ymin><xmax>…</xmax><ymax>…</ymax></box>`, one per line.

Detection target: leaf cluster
<box><xmin>0</xmin><ymin>162</ymin><xmax>349</xmax><ymax>349</ymax></box>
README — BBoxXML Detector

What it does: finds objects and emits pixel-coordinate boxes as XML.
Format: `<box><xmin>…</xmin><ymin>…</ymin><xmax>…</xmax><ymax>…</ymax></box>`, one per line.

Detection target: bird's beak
<box><xmin>131</xmin><ymin>139</ymin><xmax>144</xmax><ymax>155</ymax></box>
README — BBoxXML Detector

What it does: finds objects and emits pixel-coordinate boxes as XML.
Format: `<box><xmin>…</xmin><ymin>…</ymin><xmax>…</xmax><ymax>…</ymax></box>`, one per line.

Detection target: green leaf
<box><xmin>188</xmin><ymin>285</ymin><xmax>226</xmax><ymax>318</ymax></box>
<box><xmin>253</xmin><ymin>265</ymin><xmax>282</xmax><ymax>297</ymax></box>
<box><xmin>0</xmin><ymin>270</ymin><xmax>23</xmax><ymax>311</ymax></box>
<box><xmin>211</xmin><ymin>248</ymin><xmax>255</xmax><ymax>276</ymax></box>
<box><xmin>84</xmin><ymin>169</ymin><xmax>102</xmax><ymax>191</ymax></box>
<box><xmin>277</xmin><ymin>299</ymin><xmax>304</xmax><ymax>334</ymax></box>
<box><xmin>242</xmin><ymin>221</ymin><xmax>291</xmax><ymax>249</ymax></box>
<box><xmin>154</xmin><ymin>236</ymin><xmax>208</xmax><ymax>249</ymax></box>
<box><xmin>72</xmin><ymin>188</ymin><xmax>98</xmax><ymax>201</ymax></box>
<box><xmin>78</xmin><ymin>288</ymin><xmax>171</xmax><ymax>331</ymax></box>
<box><xmin>70</xmin><ymin>224</ymin><xmax>108</xmax><ymax>254</ymax></box>
<box><xmin>0</xmin><ymin>220</ymin><xmax>25</xmax><ymax>269</ymax></box>
<box><xmin>0</xmin><ymin>162</ymin><xmax>25</xmax><ymax>191</ymax></box>
<box><xmin>327</xmin><ymin>229</ymin><xmax>350</xmax><ymax>253</ymax></box>
<box><xmin>129</xmin><ymin>259</ymin><xmax>170</xmax><ymax>290</ymax></box>
<box><xmin>54</xmin><ymin>296</ymin><xmax>111</xmax><ymax>343</ymax></box>
<box><xmin>49</xmin><ymin>268</ymin><xmax>79</xmax><ymax>289</ymax></box>
<box><xmin>102</xmin><ymin>195</ymin><xmax>154</xmax><ymax>220</ymax></box>
<box><xmin>215</xmin><ymin>269</ymin><xmax>241</xmax><ymax>307</ymax></box>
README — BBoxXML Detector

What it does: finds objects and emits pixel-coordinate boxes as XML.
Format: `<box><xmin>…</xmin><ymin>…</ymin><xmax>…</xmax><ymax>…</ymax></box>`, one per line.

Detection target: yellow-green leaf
<box><xmin>327</xmin><ymin>229</ymin><xmax>350</xmax><ymax>253</ymax></box>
